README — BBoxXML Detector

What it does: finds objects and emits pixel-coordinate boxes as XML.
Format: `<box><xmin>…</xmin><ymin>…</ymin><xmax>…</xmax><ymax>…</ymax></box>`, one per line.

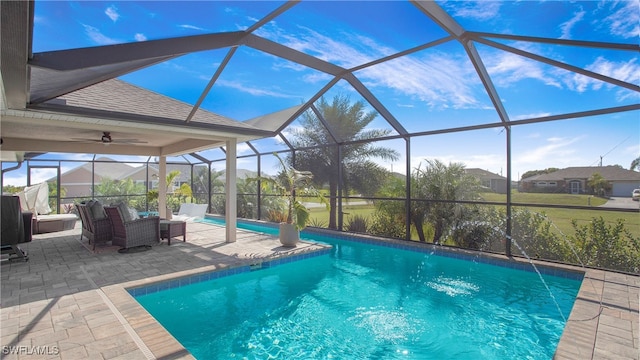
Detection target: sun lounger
<box><xmin>170</xmin><ymin>203</ymin><xmax>207</xmax><ymax>222</ymax></box>
<box><xmin>17</xmin><ymin>182</ymin><xmax>77</xmax><ymax>234</ymax></box>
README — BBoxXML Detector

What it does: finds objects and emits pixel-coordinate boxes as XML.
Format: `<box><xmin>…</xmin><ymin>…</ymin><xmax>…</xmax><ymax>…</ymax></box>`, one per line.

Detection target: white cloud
<box><xmin>565</xmin><ymin>57</ymin><xmax>640</xmax><ymax>101</ymax></box>
<box><xmin>447</xmin><ymin>1</ymin><xmax>502</xmax><ymax>21</ymax></box>
<box><xmin>259</xmin><ymin>25</ymin><xmax>482</xmax><ymax>109</ymax></box>
<box><xmin>518</xmin><ymin>136</ymin><xmax>584</xmax><ymax>165</ymax></box>
<box><xmin>236</xmin><ymin>143</ymin><xmax>253</xmax><ymax>155</ymax></box>
<box><xmin>82</xmin><ymin>24</ymin><xmax>119</xmax><ymax>45</ymax></box>
<box><xmin>559</xmin><ymin>9</ymin><xmax>586</xmax><ymax>39</ymax></box>
<box><xmin>216</xmin><ymin>79</ymin><xmax>298</xmax><ymax>99</ymax></box>
<box><xmin>302</xmin><ymin>72</ymin><xmax>332</xmax><ymax>84</ymax></box>
<box><xmin>178</xmin><ymin>24</ymin><xmax>207</xmax><ymax>31</ymax></box>
<box><xmin>105</xmin><ymin>6</ymin><xmax>119</xmax><ymax>22</ymax></box>
<box><xmin>485</xmin><ymin>50</ymin><xmax>562</xmax><ymax>88</ymax></box>
<box><xmin>601</xmin><ymin>0</ymin><xmax>640</xmax><ymax>39</ymax></box>
<box><xmin>511</xmin><ymin>112</ymin><xmax>552</xmax><ymax>121</ymax></box>
<box><xmin>134</xmin><ymin>33</ymin><xmax>147</xmax><ymax>42</ymax></box>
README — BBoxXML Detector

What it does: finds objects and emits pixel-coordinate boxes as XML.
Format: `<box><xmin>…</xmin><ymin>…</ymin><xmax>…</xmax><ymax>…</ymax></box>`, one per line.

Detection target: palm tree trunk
<box><xmin>433</xmin><ymin>218</ymin><xmax>444</xmax><ymax>244</ymax></box>
<box><xmin>329</xmin><ymin>180</ymin><xmax>338</xmax><ymax>229</ymax></box>
<box><xmin>413</xmin><ymin>217</ymin><xmax>426</xmax><ymax>242</ymax></box>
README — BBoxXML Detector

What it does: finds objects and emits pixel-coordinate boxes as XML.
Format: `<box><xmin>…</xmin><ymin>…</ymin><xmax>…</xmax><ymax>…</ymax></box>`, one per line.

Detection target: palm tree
<box><xmin>251</xmin><ymin>153</ymin><xmax>323</xmax><ymax>230</ymax></box>
<box><xmin>411</xmin><ymin>159</ymin><xmax>481</xmax><ymax>243</ymax></box>
<box><xmin>290</xmin><ymin>94</ymin><xmax>399</xmax><ymax>229</ymax></box>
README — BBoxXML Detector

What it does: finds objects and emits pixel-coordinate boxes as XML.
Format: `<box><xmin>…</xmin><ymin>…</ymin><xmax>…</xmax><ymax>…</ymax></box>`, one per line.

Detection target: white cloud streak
<box><xmin>178</xmin><ymin>24</ymin><xmax>208</xmax><ymax>31</ymax></box>
<box><xmin>485</xmin><ymin>50</ymin><xmax>562</xmax><ymax>88</ymax></box>
<box><xmin>216</xmin><ymin>79</ymin><xmax>299</xmax><ymax>99</ymax></box>
<box><xmin>560</xmin><ymin>9</ymin><xmax>586</xmax><ymax>39</ymax></box>
<box><xmin>134</xmin><ymin>33</ymin><xmax>147</xmax><ymax>41</ymax></box>
<box><xmin>105</xmin><ymin>6</ymin><xmax>119</xmax><ymax>22</ymax></box>
<box><xmin>82</xmin><ymin>24</ymin><xmax>119</xmax><ymax>45</ymax></box>
<box><xmin>600</xmin><ymin>0</ymin><xmax>640</xmax><ymax>39</ymax></box>
<box><xmin>518</xmin><ymin>136</ymin><xmax>585</xmax><ymax>165</ymax></box>
<box><xmin>447</xmin><ymin>1</ymin><xmax>502</xmax><ymax>21</ymax></box>
<box><xmin>565</xmin><ymin>56</ymin><xmax>640</xmax><ymax>101</ymax></box>
<box><xmin>261</xmin><ymin>25</ymin><xmax>482</xmax><ymax>109</ymax></box>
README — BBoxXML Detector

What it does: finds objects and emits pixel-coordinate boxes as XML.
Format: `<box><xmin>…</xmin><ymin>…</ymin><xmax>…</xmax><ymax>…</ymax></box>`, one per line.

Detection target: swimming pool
<box><xmin>133</xmin><ymin>220</ymin><xmax>582</xmax><ymax>359</ymax></box>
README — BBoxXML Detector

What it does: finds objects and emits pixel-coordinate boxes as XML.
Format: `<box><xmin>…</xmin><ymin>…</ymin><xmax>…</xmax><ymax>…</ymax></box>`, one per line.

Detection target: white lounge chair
<box><xmin>17</xmin><ymin>182</ymin><xmax>77</xmax><ymax>234</ymax></box>
<box><xmin>170</xmin><ymin>203</ymin><xmax>207</xmax><ymax>222</ymax></box>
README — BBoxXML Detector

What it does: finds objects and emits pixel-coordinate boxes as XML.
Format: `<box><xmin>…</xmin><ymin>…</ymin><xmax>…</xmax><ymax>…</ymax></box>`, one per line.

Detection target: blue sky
<box><xmin>8</xmin><ymin>0</ymin><xmax>639</xmax><ymax>185</ymax></box>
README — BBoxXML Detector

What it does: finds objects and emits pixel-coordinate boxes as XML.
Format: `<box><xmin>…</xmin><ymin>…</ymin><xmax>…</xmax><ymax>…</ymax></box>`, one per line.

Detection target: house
<box><xmin>520</xmin><ymin>166</ymin><xmax>640</xmax><ymax>196</ymax></box>
<box><xmin>466</xmin><ymin>168</ymin><xmax>508</xmax><ymax>194</ymax></box>
<box><xmin>54</xmin><ymin>157</ymin><xmax>138</xmax><ymax>199</ymax></box>
<box><xmin>49</xmin><ymin>158</ymin><xmax>204</xmax><ymax>200</ymax></box>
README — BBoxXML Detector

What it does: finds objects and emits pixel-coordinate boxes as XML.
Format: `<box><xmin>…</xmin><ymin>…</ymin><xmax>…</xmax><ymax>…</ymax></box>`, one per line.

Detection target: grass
<box><xmin>480</xmin><ymin>192</ymin><xmax>609</xmax><ymax>206</ymax></box>
<box><xmin>302</xmin><ymin>192</ymin><xmax>639</xmax><ymax>239</ymax></box>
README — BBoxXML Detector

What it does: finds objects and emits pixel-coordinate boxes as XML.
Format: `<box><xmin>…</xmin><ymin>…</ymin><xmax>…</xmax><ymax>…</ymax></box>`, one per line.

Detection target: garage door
<box><xmin>612</xmin><ymin>182</ymin><xmax>640</xmax><ymax>197</ymax></box>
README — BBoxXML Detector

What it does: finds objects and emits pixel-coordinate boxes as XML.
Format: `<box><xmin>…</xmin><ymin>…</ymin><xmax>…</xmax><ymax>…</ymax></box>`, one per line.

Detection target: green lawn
<box><xmin>303</xmin><ymin>193</ymin><xmax>639</xmax><ymax>239</ymax></box>
<box><xmin>479</xmin><ymin>192</ymin><xmax>609</xmax><ymax>207</ymax></box>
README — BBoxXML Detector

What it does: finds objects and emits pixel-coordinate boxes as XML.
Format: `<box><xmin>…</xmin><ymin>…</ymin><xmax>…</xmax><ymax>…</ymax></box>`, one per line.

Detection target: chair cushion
<box><xmin>116</xmin><ymin>202</ymin><xmax>134</xmax><ymax>222</ymax></box>
<box><xmin>128</xmin><ymin>207</ymin><xmax>139</xmax><ymax>221</ymax></box>
<box><xmin>90</xmin><ymin>200</ymin><xmax>107</xmax><ymax>220</ymax></box>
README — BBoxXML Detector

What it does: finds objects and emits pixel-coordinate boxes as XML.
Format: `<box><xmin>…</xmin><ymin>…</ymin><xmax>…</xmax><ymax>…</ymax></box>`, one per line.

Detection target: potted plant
<box><xmin>251</xmin><ymin>153</ymin><xmax>326</xmax><ymax>247</ymax></box>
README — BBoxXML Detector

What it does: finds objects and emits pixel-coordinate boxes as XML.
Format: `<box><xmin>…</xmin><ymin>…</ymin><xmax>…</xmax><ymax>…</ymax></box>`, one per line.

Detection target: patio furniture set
<box><xmin>76</xmin><ymin>200</ymin><xmax>187</xmax><ymax>253</ymax></box>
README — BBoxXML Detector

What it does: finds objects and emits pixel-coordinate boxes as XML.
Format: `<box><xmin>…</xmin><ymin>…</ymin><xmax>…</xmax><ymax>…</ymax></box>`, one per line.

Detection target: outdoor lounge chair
<box><xmin>105</xmin><ymin>205</ymin><xmax>160</xmax><ymax>251</ymax></box>
<box><xmin>1</xmin><ymin>195</ymin><xmax>33</xmax><ymax>261</ymax></box>
<box><xmin>19</xmin><ymin>182</ymin><xmax>77</xmax><ymax>234</ymax></box>
<box><xmin>171</xmin><ymin>203</ymin><xmax>207</xmax><ymax>222</ymax></box>
<box><xmin>76</xmin><ymin>201</ymin><xmax>113</xmax><ymax>251</ymax></box>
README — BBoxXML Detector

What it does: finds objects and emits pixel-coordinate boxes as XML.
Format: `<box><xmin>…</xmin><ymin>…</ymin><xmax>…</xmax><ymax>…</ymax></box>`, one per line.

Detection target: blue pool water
<box><xmin>134</xmin><ymin>220</ymin><xmax>582</xmax><ymax>359</ymax></box>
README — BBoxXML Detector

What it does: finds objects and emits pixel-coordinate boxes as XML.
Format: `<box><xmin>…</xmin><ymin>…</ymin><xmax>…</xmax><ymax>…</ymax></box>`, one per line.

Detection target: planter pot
<box><xmin>279</xmin><ymin>223</ymin><xmax>299</xmax><ymax>247</ymax></box>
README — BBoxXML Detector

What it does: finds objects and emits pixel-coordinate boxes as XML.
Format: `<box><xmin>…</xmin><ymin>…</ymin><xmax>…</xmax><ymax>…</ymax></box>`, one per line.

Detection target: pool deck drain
<box><xmin>1</xmin><ymin>221</ymin><xmax>638</xmax><ymax>359</ymax></box>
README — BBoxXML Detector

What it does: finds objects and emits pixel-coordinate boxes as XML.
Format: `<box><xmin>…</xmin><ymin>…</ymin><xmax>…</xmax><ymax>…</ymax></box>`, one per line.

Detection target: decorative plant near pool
<box><xmin>250</xmin><ymin>153</ymin><xmax>326</xmax><ymax>231</ymax></box>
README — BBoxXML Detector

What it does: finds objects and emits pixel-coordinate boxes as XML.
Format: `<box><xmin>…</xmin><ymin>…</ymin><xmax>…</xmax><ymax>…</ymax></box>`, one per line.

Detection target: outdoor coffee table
<box><xmin>159</xmin><ymin>219</ymin><xmax>186</xmax><ymax>245</ymax></box>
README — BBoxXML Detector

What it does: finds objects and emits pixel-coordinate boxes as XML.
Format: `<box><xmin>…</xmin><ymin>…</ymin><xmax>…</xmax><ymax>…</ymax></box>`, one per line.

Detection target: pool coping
<box><xmin>99</xmin><ymin>218</ymin><xmax>635</xmax><ymax>360</ymax></box>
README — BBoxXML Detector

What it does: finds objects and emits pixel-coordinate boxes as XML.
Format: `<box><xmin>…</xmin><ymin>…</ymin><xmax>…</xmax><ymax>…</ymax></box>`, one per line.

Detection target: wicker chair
<box><xmin>104</xmin><ymin>206</ymin><xmax>160</xmax><ymax>251</ymax></box>
<box><xmin>76</xmin><ymin>202</ymin><xmax>113</xmax><ymax>251</ymax></box>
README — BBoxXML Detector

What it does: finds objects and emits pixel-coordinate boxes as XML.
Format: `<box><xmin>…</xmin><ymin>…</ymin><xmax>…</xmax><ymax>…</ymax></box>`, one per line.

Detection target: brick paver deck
<box><xmin>1</xmin><ymin>221</ymin><xmax>638</xmax><ymax>359</ymax></box>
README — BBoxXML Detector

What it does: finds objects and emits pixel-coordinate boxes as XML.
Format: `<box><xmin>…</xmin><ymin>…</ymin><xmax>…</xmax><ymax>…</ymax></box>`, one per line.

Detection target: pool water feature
<box><xmin>133</xmin><ymin>220</ymin><xmax>582</xmax><ymax>359</ymax></box>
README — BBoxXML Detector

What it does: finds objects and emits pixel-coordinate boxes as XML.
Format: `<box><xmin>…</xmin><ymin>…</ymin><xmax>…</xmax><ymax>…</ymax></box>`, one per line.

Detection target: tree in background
<box><xmin>370</xmin><ymin>175</ymin><xmax>407</xmax><ymax>239</ymax></box>
<box><xmin>587</xmin><ymin>172</ymin><xmax>610</xmax><ymax>197</ymax></box>
<box><xmin>146</xmin><ymin>170</ymin><xmax>193</xmax><ymax>212</ymax></box>
<box><xmin>630</xmin><ymin>156</ymin><xmax>640</xmax><ymax>171</ymax></box>
<box><xmin>95</xmin><ymin>177</ymin><xmax>146</xmax><ymax>209</ymax></box>
<box><xmin>411</xmin><ymin>159</ymin><xmax>481</xmax><ymax>243</ymax></box>
<box><xmin>520</xmin><ymin>167</ymin><xmax>560</xmax><ymax>180</ymax></box>
<box><xmin>289</xmin><ymin>94</ymin><xmax>399</xmax><ymax>229</ymax></box>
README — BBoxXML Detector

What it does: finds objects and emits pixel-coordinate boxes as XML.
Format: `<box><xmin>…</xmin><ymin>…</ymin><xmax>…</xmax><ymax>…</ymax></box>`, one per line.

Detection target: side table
<box><xmin>159</xmin><ymin>220</ymin><xmax>186</xmax><ymax>245</ymax></box>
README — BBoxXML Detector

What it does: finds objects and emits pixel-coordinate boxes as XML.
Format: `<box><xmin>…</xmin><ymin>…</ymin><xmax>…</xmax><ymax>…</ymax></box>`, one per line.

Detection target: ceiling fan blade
<box><xmin>69</xmin><ymin>138</ymin><xmax>102</xmax><ymax>142</ymax></box>
<box><xmin>111</xmin><ymin>139</ymin><xmax>148</xmax><ymax>144</ymax></box>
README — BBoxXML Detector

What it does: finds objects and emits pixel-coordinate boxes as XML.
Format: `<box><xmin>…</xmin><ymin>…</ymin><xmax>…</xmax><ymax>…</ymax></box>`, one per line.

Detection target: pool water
<box><xmin>134</xmin><ymin>222</ymin><xmax>582</xmax><ymax>359</ymax></box>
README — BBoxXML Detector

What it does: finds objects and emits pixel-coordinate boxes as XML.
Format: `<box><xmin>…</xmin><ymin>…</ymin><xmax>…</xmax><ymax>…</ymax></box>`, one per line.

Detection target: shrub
<box><xmin>570</xmin><ymin>217</ymin><xmax>640</xmax><ymax>274</ymax></box>
<box><xmin>369</xmin><ymin>210</ymin><xmax>405</xmax><ymax>239</ymax></box>
<box><xmin>308</xmin><ymin>218</ymin><xmax>327</xmax><ymax>228</ymax></box>
<box><xmin>345</xmin><ymin>215</ymin><xmax>368</xmax><ymax>233</ymax></box>
<box><xmin>266</xmin><ymin>209</ymin><xmax>288</xmax><ymax>223</ymax></box>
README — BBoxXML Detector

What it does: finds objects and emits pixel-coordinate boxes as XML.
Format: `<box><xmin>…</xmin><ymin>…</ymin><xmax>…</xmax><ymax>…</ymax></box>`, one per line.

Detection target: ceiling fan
<box><xmin>71</xmin><ymin>131</ymin><xmax>148</xmax><ymax>145</ymax></box>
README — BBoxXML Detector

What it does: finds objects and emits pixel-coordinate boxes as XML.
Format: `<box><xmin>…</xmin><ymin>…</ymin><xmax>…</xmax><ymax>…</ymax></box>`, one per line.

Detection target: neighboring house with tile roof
<box><xmin>465</xmin><ymin>168</ymin><xmax>508</xmax><ymax>194</ymax></box>
<box><xmin>51</xmin><ymin>158</ymin><xmax>206</xmax><ymax>199</ymax></box>
<box><xmin>520</xmin><ymin>166</ymin><xmax>640</xmax><ymax>197</ymax></box>
<box><xmin>52</xmin><ymin>157</ymin><xmax>137</xmax><ymax>199</ymax></box>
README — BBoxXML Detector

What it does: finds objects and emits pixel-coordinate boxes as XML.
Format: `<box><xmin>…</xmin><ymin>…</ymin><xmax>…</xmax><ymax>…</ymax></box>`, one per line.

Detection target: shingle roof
<box><xmin>45</xmin><ymin>79</ymin><xmax>263</xmax><ymax>132</ymax></box>
<box><xmin>523</xmin><ymin>166</ymin><xmax>640</xmax><ymax>181</ymax></box>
